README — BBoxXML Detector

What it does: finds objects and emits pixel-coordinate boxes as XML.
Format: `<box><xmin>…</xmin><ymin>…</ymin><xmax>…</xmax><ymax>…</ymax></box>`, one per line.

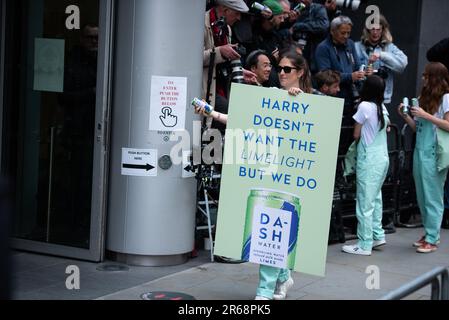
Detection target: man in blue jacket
<box><xmin>315</xmin><ymin>15</ymin><xmax>365</xmax><ymax>125</ymax></box>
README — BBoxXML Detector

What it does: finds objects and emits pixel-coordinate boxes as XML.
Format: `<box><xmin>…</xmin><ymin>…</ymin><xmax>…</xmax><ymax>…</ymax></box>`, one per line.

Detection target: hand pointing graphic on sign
<box><xmin>159</xmin><ymin>107</ymin><xmax>178</xmax><ymax>128</ymax></box>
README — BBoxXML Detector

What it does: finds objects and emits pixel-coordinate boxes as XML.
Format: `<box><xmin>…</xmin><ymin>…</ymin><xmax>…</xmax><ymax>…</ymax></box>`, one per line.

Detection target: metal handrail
<box><xmin>380</xmin><ymin>267</ymin><xmax>449</xmax><ymax>300</ymax></box>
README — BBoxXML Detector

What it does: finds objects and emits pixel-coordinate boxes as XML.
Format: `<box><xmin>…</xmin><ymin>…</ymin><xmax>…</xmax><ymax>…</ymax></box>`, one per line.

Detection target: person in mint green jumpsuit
<box><xmin>256</xmin><ymin>266</ymin><xmax>292</xmax><ymax>300</ymax></box>
<box><xmin>354</xmin><ymin>113</ymin><xmax>389</xmax><ymax>251</ymax></box>
<box><xmin>342</xmin><ymin>76</ymin><xmax>389</xmax><ymax>256</ymax></box>
<box><xmin>195</xmin><ymin>50</ymin><xmax>313</xmax><ymax>300</ymax></box>
<box><xmin>399</xmin><ymin>62</ymin><xmax>449</xmax><ymax>253</ymax></box>
<box><xmin>255</xmin><ymin>51</ymin><xmax>313</xmax><ymax>300</ymax></box>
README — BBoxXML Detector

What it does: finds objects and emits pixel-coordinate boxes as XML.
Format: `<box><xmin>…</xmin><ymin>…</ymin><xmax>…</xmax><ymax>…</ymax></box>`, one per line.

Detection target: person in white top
<box><xmin>353</xmin><ymin>101</ymin><xmax>389</xmax><ymax>146</ymax></box>
<box><xmin>398</xmin><ymin>62</ymin><xmax>449</xmax><ymax>253</ymax></box>
<box><xmin>342</xmin><ymin>75</ymin><xmax>390</xmax><ymax>256</ymax></box>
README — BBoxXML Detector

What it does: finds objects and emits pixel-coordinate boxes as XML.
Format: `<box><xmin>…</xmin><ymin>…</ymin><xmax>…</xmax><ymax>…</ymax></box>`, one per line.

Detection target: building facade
<box><xmin>1</xmin><ymin>0</ymin><xmax>448</xmax><ymax>263</ymax></box>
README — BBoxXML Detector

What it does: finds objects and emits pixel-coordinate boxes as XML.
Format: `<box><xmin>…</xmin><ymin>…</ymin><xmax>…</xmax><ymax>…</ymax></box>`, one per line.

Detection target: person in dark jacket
<box><xmin>247</xmin><ymin>0</ymin><xmax>287</xmax><ymax>88</ymax></box>
<box><xmin>315</xmin><ymin>15</ymin><xmax>364</xmax><ymax>164</ymax></box>
<box><xmin>315</xmin><ymin>0</ymin><xmax>341</xmax><ymax>23</ymax></box>
<box><xmin>249</xmin><ymin>0</ymin><xmax>286</xmax><ymax>56</ymax></box>
<box><xmin>315</xmin><ymin>15</ymin><xmax>364</xmax><ymax>124</ymax></box>
<box><xmin>290</xmin><ymin>0</ymin><xmax>329</xmax><ymax>73</ymax></box>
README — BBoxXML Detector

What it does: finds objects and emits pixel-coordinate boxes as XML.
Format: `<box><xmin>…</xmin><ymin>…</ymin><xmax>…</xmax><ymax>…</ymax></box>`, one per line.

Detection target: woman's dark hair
<box><xmin>420</xmin><ymin>62</ymin><xmax>449</xmax><ymax>114</ymax></box>
<box><xmin>278</xmin><ymin>49</ymin><xmax>313</xmax><ymax>93</ymax></box>
<box><xmin>358</xmin><ymin>75</ymin><xmax>386</xmax><ymax>130</ymax></box>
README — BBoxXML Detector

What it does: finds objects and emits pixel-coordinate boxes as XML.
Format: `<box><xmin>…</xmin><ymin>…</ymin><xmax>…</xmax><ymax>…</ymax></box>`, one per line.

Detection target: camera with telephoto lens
<box><xmin>335</xmin><ymin>0</ymin><xmax>364</xmax><ymax>11</ymax></box>
<box><xmin>230</xmin><ymin>45</ymin><xmax>246</xmax><ymax>84</ymax></box>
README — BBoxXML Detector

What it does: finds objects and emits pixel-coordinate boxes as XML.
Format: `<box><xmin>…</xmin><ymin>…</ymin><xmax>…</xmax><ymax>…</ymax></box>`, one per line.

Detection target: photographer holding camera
<box><xmin>354</xmin><ymin>14</ymin><xmax>408</xmax><ymax>106</ymax></box>
<box><xmin>203</xmin><ymin>0</ymin><xmax>257</xmax><ymax>131</ymax></box>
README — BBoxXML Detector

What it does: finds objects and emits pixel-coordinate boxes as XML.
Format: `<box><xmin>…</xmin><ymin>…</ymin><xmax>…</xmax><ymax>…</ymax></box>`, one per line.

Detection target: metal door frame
<box><xmin>0</xmin><ymin>1</ymin><xmax>5</xmax><ymax>158</ymax></box>
<box><xmin>2</xmin><ymin>0</ymin><xmax>114</xmax><ymax>262</ymax></box>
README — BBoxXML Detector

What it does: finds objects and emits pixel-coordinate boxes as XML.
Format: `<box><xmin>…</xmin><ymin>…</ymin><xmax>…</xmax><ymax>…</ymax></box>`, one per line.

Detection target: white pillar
<box><xmin>107</xmin><ymin>0</ymin><xmax>205</xmax><ymax>266</ymax></box>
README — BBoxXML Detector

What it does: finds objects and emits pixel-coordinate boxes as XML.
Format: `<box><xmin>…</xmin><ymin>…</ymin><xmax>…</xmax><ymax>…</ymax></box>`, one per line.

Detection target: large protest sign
<box><xmin>213</xmin><ymin>83</ymin><xmax>344</xmax><ymax>276</ymax></box>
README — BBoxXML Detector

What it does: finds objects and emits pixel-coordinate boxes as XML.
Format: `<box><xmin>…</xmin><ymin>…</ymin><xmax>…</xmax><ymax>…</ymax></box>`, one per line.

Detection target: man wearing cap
<box><xmin>203</xmin><ymin>0</ymin><xmax>249</xmax><ymax>108</ymax></box>
<box><xmin>247</xmin><ymin>0</ymin><xmax>286</xmax><ymax>56</ymax></box>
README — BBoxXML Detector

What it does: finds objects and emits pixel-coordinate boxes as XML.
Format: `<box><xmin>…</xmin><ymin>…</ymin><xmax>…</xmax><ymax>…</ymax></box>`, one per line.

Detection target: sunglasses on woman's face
<box><xmin>276</xmin><ymin>66</ymin><xmax>298</xmax><ymax>74</ymax></box>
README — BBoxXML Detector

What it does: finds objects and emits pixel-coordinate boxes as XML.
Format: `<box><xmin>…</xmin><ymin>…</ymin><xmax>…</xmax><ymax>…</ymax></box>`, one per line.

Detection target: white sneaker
<box><xmin>273</xmin><ymin>277</ymin><xmax>294</xmax><ymax>300</ymax></box>
<box><xmin>372</xmin><ymin>239</ymin><xmax>386</xmax><ymax>249</ymax></box>
<box><xmin>255</xmin><ymin>296</ymin><xmax>270</xmax><ymax>300</ymax></box>
<box><xmin>342</xmin><ymin>244</ymin><xmax>371</xmax><ymax>256</ymax></box>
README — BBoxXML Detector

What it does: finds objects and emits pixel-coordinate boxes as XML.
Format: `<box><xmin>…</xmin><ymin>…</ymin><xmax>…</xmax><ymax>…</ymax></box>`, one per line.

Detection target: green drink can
<box><xmin>241</xmin><ymin>188</ymin><xmax>301</xmax><ymax>269</ymax></box>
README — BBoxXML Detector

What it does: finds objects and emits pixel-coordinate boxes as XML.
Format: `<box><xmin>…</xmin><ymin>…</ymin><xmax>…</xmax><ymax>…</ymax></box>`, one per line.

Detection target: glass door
<box><xmin>1</xmin><ymin>0</ymin><xmax>113</xmax><ymax>261</ymax></box>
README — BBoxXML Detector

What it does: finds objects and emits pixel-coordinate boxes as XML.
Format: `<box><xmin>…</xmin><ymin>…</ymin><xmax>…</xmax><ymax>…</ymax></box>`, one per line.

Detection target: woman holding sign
<box><xmin>342</xmin><ymin>75</ymin><xmax>390</xmax><ymax>256</ymax></box>
<box><xmin>195</xmin><ymin>49</ymin><xmax>312</xmax><ymax>300</ymax></box>
<box><xmin>199</xmin><ymin>50</ymin><xmax>312</xmax><ymax>124</ymax></box>
<box><xmin>397</xmin><ymin>62</ymin><xmax>449</xmax><ymax>253</ymax></box>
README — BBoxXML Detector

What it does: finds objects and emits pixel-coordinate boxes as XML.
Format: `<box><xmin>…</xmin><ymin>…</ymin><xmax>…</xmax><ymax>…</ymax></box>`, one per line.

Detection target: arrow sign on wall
<box><xmin>121</xmin><ymin>148</ymin><xmax>158</xmax><ymax>177</ymax></box>
<box><xmin>122</xmin><ymin>163</ymin><xmax>155</xmax><ymax>171</ymax></box>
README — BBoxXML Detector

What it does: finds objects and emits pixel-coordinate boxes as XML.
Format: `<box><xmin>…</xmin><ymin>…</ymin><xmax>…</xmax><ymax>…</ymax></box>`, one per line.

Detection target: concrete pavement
<box><xmin>98</xmin><ymin>227</ymin><xmax>449</xmax><ymax>300</ymax></box>
<box><xmin>11</xmin><ymin>227</ymin><xmax>449</xmax><ymax>300</ymax></box>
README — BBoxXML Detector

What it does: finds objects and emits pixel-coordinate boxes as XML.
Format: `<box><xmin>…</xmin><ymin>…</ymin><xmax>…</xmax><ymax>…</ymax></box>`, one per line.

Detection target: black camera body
<box><xmin>217</xmin><ymin>46</ymin><xmax>246</xmax><ymax>84</ymax></box>
<box><xmin>234</xmin><ymin>45</ymin><xmax>246</xmax><ymax>57</ymax></box>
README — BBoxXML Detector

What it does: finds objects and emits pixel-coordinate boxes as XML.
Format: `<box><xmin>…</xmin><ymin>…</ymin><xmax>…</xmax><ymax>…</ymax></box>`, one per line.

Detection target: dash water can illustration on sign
<box><xmin>241</xmin><ymin>189</ymin><xmax>300</xmax><ymax>269</ymax></box>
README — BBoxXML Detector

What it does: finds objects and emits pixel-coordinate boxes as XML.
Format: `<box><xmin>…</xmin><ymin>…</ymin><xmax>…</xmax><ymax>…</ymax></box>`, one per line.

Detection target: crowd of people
<box><xmin>200</xmin><ymin>0</ymin><xmax>449</xmax><ymax>300</ymax></box>
<box><xmin>203</xmin><ymin>0</ymin><xmax>409</xmax><ymax>124</ymax></box>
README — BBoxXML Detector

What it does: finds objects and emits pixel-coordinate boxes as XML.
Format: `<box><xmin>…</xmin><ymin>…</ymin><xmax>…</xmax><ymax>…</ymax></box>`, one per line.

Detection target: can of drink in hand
<box><xmin>358</xmin><ymin>64</ymin><xmax>367</xmax><ymax>81</ymax></box>
<box><xmin>191</xmin><ymin>98</ymin><xmax>214</xmax><ymax>115</ymax></box>
<box><xmin>252</xmin><ymin>2</ymin><xmax>272</xmax><ymax>14</ymax></box>
<box><xmin>411</xmin><ymin>98</ymin><xmax>419</xmax><ymax>107</ymax></box>
<box><xmin>241</xmin><ymin>189</ymin><xmax>301</xmax><ymax>269</ymax></box>
<box><xmin>402</xmin><ymin>97</ymin><xmax>409</xmax><ymax>115</ymax></box>
<box><xmin>294</xmin><ymin>3</ymin><xmax>306</xmax><ymax>13</ymax></box>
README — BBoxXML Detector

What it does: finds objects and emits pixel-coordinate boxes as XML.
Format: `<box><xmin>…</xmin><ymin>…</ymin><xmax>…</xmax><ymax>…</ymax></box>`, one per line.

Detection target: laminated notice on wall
<box><xmin>149</xmin><ymin>76</ymin><xmax>187</xmax><ymax>131</ymax></box>
<box><xmin>121</xmin><ymin>148</ymin><xmax>157</xmax><ymax>177</ymax></box>
<box><xmin>33</xmin><ymin>38</ymin><xmax>65</xmax><ymax>93</ymax></box>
